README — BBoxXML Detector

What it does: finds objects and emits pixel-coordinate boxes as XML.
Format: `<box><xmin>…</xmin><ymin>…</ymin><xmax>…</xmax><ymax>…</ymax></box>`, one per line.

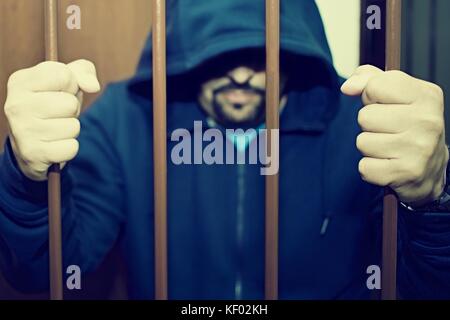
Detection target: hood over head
<box><xmin>129</xmin><ymin>0</ymin><xmax>343</xmax><ymax>132</ymax></box>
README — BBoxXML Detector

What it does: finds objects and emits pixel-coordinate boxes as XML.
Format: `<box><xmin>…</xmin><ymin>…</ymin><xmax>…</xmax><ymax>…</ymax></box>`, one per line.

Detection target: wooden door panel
<box><xmin>0</xmin><ymin>0</ymin><xmax>150</xmax><ymax>299</ymax></box>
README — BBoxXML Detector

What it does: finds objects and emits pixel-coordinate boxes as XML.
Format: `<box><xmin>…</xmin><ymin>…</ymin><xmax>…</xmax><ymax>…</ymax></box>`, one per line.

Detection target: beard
<box><xmin>211</xmin><ymin>81</ymin><xmax>266</xmax><ymax>129</ymax></box>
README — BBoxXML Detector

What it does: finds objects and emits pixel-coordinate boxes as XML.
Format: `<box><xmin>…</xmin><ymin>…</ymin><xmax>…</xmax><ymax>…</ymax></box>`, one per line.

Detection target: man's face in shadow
<box><xmin>198</xmin><ymin>49</ymin><xmax>286</xmax><ymax>128</ymax></box>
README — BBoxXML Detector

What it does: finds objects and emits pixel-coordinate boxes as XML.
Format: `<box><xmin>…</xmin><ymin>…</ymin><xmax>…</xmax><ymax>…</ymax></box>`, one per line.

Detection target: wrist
<box><xmin>9</xmin><ymin>135</ymin><xmax>52</xmax><ymax>182</ymax></box>
<box><xmin>402</xmin><ymin>146</ymin><xmax>450</xmax><ymax>213</ymax></box>
<box><xmin>0</xmin><ymin>137</ymin><xmax>49</xmax><ymax>205</ymax></box>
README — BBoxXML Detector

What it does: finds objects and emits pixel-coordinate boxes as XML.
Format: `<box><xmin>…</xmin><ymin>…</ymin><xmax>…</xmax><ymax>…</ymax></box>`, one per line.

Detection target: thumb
<box><xmin>341</xmin><ymin>65</ymin><xmax>383</xmax><ymax>96</ymax></box>
<box><xmin>67</xmin><ymin>59</ymin><xmax>101</xmax><ymax>93</ymax></box>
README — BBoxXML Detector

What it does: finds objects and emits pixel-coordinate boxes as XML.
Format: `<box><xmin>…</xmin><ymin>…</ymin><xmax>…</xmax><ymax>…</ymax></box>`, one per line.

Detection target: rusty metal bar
<box><xmin>44</xmin><ymin>0</ymin><xmax>63</xmax><ymax>301</ymax></box>
<box><xmin>382</xmin><ymin>0</ymin><xmax>402</xmax><ymax>301</ymax></box>
<box><xmin>265</xmin><ymin>0</ymin><xmax>280</xmax><ymax>300</ymax></box>
<box><xmin>152</xmin><ymin>0</ymin><xmax>168</xmax><ymax>300</ymax></box>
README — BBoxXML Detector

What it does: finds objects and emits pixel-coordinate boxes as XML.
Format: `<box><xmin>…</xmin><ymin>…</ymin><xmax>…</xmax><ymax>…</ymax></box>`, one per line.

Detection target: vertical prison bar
<box><xmin>44</xmin><ymin>0</ymin><xmax>63</xmax><ymax>300</ymax></box>
<box><xmin>382</xmin><ymin>0</ymin><xmax>402</xmax><ymax>300</ymax></box>
<box><xmin>152</xmin><ymin>0</ymin><xmax>168</xmax><ymax>300</ymax></box>
<box><xmin>151</xmin><ymin>0</ymin><xmax>279</xmax><ymax>300</ymax></box>
<box><xmin>45</xmin><ymin>0</ymin><xmax>64</xmax><ymax>301</ymax></box>
<box><xmin>265</xmin><ymin>0</ymin><xmax>280</xmax><ymax>300</ymax></box>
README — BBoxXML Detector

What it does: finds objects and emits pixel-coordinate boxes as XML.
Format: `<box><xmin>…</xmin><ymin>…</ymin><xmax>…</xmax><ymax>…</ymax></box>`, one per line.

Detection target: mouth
<box><xmin>222</xmin><ymin>89</ymin><xmax>261</xmax><ymax>105</ymax></box>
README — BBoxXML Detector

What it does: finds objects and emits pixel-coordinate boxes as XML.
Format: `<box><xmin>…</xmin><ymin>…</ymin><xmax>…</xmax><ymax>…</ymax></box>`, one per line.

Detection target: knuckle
<box><xmin>71</xmin><ymin>119</ymin><xmax>81</xmax><ymax>137</ymax></box>
<box><xmin>388</xmin><ymin>70</ymin><xmax>412</xmax><ymax>87</ymax></box>
<box><xmin>357</xmin><ymin>108</ymin><xmax>369</xmax><ymax>128</ymax></box>
<box><xmin>429</xmin><ymin>84</ymin><xmax>445</xmax><ymax>106</ymax></box>
<box><xmin>422</xmin><ymin>143</ymin><xmax>436</xmax><ymax>160</ymax></box>
<box><xmin>38</xmin><ymin>61</ymin><xmax>72</xmax><ymax>90</ymax></box>
<box><xmin>419</xmin><ymin>82</ymin><xmax>445</xmax><ymax>106</ymax></box>
<box><xmin>356</xmin><ymin>65</ymin><xmax>367</xmax><ymax>72</ymax></box>
<box><xmin>7</xmin><ymin>69</ymin><xmax>25</xmax><ymax>89</ymax></box>
<box><xmin>387</xmin><ymin>70</ymin><xmax>406</xmax><ymax>79</ymax></box>
<box><xmin>364</xmin><ymin>80</ymin><xmax>377</xmax><ymax>102</ymax></box>
<box><xmin>414</xmin><ymin>114</ymin><xmax>444</xmax><ymax>136</ymax></box>
<box><xmin>356</xmin><ymin>65</ymin><xmax>374</xmax><ymax>74</ymax></box>
<box><xmin>58</xmin><ymin>138</ymin><xmax>80</xmax><ymax>159</ymax></box>
<box><xmin>368</xmin><ymin>74</ymin><xmax>383</xmax><ymax>89</ymax></box>
<box><xmin>9</xmin><ymin>121</ymin><xmax>28</xmax><ymax>140</ymax></box>
<box><xmin>37</xmin><ymin>61</ymin><xmax>60</xmax><ymax>76</ymax></box>
<box><xmin>64</xmin><ymin>93</ymin><xmax>80</xmax><ymax>116</ymax></box>
<box><xmin>407</xmin><ymin>163</ymin><xmax>425</xmax><ymax>182</ymax></box>
<box><xmin>72</xmin><ymin>138</ymin><xmax>80</xmax><ymax>150</ymax></box>
<box><xmin>414</xmin><ymin>135</ymin><xmax>433</xmax><ymax>155</ymax></box>
<box><xmin>71</xmin><ymin>59</ymin><xmax>96</xmax><ymax>76</ymax></box>
<box><xmin>358</xmin><ymin>158</ymin><xmax>368</xmax><ymax>180</ymax></box>
<box><xmin>430</xmin><ymin>119</ymin><xmax>443</xmax><ymax>134</ymax></box>
<box><xmin>32</xmin><ymin>162</ymin><xmax>49</xmax><ymax>175</ymax></box>
<box><xmin>58</xmin><ymin>68</ymin><xmax>72</xmax><ymax>88</ymax></box>
<box><xmin>68</xmin><ymin>139</ymin><xmax>80</xmax><ymax>159</ymax></box>
<box><xmin>356</xmin><ymin>133</ymin><xmax>366</xmax><ymax>153</ymax></box>
<box><xmin>429</xmin><ymin>83</ymin><xmax>444</xmax><ymax>100</ymax></box>
<box><xmin>79</xmin><ymin>59</ymin><xmax>95</xmax><ymax>70</ymax></box>
<box><xmin>429</xmin><ymin>115</ymin><xmax>444</xmax><ymax>130</ymax></box>
<box><xmin>4</xmin><ymin>98</ymin><xmax>21</xmax><ymax>119</ymax></box>
<box><xmin>363</xmin><ymin>77</ymin><xmax>383</xmax><ymax>104</ymax></box>
<box><xmin>19</xmin><ymin>142</ymin><xmax>37</xmax><ymax>164</ymax></box>
<box><xmin>420</xmin><ymin>116</ymin><xmax>443</xmax><ymax>139</ymax></box>
<box><xmin>40</xmin><ymin>61</ymin><xmax>64</xmax><ymax>70</ymax></box>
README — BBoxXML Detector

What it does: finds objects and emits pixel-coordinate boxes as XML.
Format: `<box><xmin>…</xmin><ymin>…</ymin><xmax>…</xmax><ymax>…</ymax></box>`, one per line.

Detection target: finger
<box><xmin>67</xmin><ymin>59</ymin><xmax>101</xmax><ymax>93</ymax></box>
<box><xmin>341</xmin><ymin>65</ymin><xmax>383</xmax><ymax>96</ymax></box>
<box><xmin>42</xmin><ymin>139</ymin><xmax>79</xmax><ymax>164</ymax></box>
<box><xmin>358</xmin><ymin>157</ymin><xmax>395</xmax><ymax>186</ymax></box>
<box><xmin>358</xmin><ymin>104</ymin><xmax>413</xmax><ymax>133</ymax></box>
<box><xmin>32</xmin><ymin>92</ymin><xmax>81</xmax><ymax>119</ymax></box>
<box><xmin>342</xmin><ymin>65</ymin><xmax>419</xmax><ymax>105</ymax></box>
<box><xmin>361</xmin><ymin>70</ymin><xmax>419</xmax><ymax>105</ymax></box>
<box><xmin>12</xmin><ymin>61</ymin><xmax>79</xmax><ymax>94</ymax></box>
<box><xmin>36</xmin><ymin>118</ymin><xmax>80</xmax><ymax>142</ymax></box>
<box><xmin>356</xmin><ymin>132</ymin><xmax>403</xmax><ymax>159</ymax></box>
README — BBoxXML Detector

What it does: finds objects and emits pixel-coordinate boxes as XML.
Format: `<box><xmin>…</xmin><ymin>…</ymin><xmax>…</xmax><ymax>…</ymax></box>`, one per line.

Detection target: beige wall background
<box><xmin>316</xmin><ymin>0</ymin><xmax>361</xmax><ymax>78</ymax></box>
<box><xmin>0</xmin><ymin>0</ymin><xmax>151</xmax><ymax>299</ymax></box>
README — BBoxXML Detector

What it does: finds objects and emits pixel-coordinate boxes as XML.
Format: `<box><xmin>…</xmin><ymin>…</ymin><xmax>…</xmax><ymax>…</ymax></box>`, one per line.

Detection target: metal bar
<box><xmin>44</xmin><ymin>0</ymin><xmax>63</xmax><ymax>301</ymax></box>
<box><xmin>382</xmin><ymin>0</ymin><xmax>402</xmax><ymax>301</ymax></box>
<box><xmin>265</xmin><ymin>0</ymin><xmax>280</xmax><ymax>300</ymax></box>
<box><xmin>152</xmin><ymin>0</ymin><xmax>168</xmax><ymax>300</ymax></box>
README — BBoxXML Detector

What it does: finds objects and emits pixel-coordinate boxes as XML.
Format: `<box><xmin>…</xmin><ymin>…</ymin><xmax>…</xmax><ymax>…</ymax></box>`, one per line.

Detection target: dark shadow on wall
<box><xmin>361</xmin><ymin>0</ymin><xmax>450</xmax><ymax>141</ymax></box>
<box><xmin>402</xmin><ymin>0</ymin><xmax>450</xmax><ymax>142</ymax></box>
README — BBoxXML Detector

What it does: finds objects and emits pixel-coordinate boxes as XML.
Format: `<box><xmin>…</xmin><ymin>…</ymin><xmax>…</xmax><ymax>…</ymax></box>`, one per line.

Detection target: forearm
<box><xmin>0</xmin><ymin>139</ymin><xmax>77</xmax><ymax>292</ymax></box>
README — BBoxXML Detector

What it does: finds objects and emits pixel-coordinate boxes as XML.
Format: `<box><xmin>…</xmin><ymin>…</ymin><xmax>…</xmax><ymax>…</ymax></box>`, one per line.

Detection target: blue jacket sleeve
<box><xmin>397</xmin><ymin>208</ymin><xmax>450</xmax><ymax>299</ymax></box>
<box><xmin>0</xmin><ymin>87</ymin><xmax>126</xmax><ymax>293</ymax></box>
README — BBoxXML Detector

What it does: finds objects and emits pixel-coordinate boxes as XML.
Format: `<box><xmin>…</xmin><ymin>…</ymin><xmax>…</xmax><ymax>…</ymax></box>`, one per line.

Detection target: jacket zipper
<box><xmin>235</xmin><ymin>163</ymin><xmax>245</xmax><ymax>299</ymax></box>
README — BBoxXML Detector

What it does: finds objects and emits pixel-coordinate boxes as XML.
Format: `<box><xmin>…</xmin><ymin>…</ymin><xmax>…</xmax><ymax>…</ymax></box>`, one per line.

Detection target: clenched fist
<box><xmin>342</xmin><ymin>65</ymin><xmax>448</xmax><ymax>207</ymax></box>
<box><xmin>4</xmin><ymin>59</ymin><xmax>100</xmax><ymax>181</ymax></box>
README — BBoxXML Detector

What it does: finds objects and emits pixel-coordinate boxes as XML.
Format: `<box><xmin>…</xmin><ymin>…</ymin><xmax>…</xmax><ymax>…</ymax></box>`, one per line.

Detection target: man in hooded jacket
<box><xmin>1</xmin><ymin>0</ymin><xmax>449</xmax><ymax>299</ymax></box>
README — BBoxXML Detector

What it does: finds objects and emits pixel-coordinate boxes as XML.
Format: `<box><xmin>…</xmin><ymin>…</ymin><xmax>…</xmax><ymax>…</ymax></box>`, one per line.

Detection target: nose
<box><xmin>228</xmin><ymin>67</ymin><xmax>254</xmax><ymax>85</ymax></box>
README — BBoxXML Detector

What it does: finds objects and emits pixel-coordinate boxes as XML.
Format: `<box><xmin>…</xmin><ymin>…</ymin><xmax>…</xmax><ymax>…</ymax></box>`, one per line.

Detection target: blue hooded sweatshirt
<box><xmin>1</xmin><ymin>0</ymin><xmax>450</xmax><ymax>299</ymax></box>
